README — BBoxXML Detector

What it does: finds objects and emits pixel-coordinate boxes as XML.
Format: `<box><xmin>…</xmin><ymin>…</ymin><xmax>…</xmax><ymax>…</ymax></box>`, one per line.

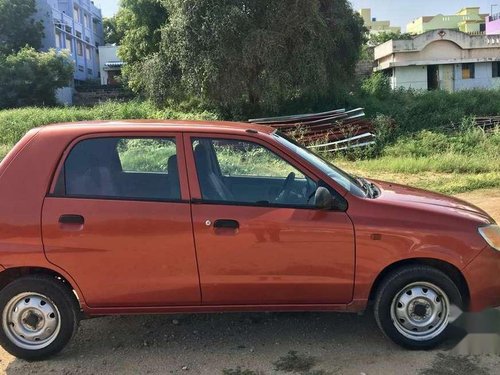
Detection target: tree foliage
<box><xmin>0</xmin><ymin>48</ymin><xmax>74</xmax><ymax>109</ymax></box>
<box><xmin>367</xmin><ymin>32</ymin><xmax>414</xmax><ymax>47</ymax></box>
<box><xmin>118</xmin><ymin>0</ymin><xmax>365</xmax><ymax>117</ymax></box>
<box><xmin>361</xmin><ymin>72</ymin><xmax>391</xmax><ymax>98</ymax></box>
<box><xmin>116</xmin><ymin>0</ymin><xmax>168</xmax><ymax>92</ymax></box>
<box><xmin>0</xmin><ymin>0</ymin><xmax>44</xmax><ymax>55</ymax></box>
<box><xmin>103</xmin><ymin>16</ymin><xmax>124</xmax><ymax>45</ymax></box>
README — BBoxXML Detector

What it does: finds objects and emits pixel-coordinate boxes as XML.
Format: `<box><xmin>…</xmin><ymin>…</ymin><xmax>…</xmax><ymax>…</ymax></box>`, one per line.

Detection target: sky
<box><xmin>93</xmin><ymin>0</ymin><xmax>119</xmax><ymax>17</ymax></box>
<box><xmin>96</xmin><ymin>0</ymin><xmax>496</xmax><ymax>32</ymax></box>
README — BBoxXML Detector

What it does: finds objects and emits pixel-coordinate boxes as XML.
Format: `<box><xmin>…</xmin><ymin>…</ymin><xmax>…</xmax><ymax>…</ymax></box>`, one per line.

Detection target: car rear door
<box><xmin>184</xmin><ymin>133</ymin><xmax>355</xmax><ymax>305</ymax></box>
<box><xmin>42</xmin><ymin>133</ymin><xmax>201</xmax><ymax>308</ymax></box>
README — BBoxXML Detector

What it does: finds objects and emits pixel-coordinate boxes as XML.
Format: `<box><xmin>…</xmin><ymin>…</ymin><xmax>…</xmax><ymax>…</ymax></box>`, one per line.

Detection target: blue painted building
<box><xmin>35</xmin><ymin>0</ymin><xmax>104</xmax><ymax>84</ymax></box>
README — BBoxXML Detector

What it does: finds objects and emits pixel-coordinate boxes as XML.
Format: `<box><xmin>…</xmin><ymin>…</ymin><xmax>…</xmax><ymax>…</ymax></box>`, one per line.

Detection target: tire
<box><xmin>374</xmin><ymin>265</ymin><xmax>463</xmax><ymax>349</ymax></box>
<box><xmin>0</xmin><ymin>275</ymin><xmax>79</xmax><ymax>360</ymax></box>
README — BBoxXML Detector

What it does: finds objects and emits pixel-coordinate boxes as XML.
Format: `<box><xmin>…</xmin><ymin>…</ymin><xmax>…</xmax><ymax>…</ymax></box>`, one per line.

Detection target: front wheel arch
<box><xmin>368</xmin><ymin>258</ymin><xmax>470</xmax><ymax>310</ymax></box>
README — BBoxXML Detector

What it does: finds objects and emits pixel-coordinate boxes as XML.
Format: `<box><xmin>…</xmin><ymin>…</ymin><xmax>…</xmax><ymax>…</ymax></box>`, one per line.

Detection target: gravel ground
<box><xmin>0</xmin><ymin>189</ymin><xmax>498</xmax><ymax>375</ymax></box>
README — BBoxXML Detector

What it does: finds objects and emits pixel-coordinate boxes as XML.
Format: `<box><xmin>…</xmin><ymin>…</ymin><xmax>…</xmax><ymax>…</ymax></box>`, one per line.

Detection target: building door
<box><xmin>439</xmin><ymin>65</ymin><xmax>454</xmax><ymax>92</ymax></box>
<box><xmin>427</xmin><ymin>65</ymin><xmax>439</xmax><ymax>90</ymax></box>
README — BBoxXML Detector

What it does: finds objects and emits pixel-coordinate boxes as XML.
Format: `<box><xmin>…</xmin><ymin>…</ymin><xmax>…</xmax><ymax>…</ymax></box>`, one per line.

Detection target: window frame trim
<box><xmin>47</xmin><ymin>132</ymin><xmax>189</xmax><ymax>203</ymax></box>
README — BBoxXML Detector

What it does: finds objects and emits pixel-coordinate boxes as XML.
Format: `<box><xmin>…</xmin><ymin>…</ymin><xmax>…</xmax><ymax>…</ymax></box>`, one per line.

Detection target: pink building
<box><xmin>486</xmin><ymin>14</ymin><xmax>500</xmax><ymax>35</ymax></box>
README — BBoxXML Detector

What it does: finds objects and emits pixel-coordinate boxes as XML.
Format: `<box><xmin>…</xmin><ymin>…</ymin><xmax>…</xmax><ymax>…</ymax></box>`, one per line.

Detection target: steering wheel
<box><xmin>275</xmin><ymin>172</ymin><xmax>295</xmax><ymax>203</ymax></box>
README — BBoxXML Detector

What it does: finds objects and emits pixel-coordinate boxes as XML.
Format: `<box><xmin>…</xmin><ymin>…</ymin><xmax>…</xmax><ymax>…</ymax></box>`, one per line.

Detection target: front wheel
<box><xmin>0</xmin><ymin>276</ymin><xmax>79</xmax><ymax>360</ymax></box>
<box><xmin>374</xmin><ymin>266</ymin><xmax>463</xmax><ymax>349</ymax></box>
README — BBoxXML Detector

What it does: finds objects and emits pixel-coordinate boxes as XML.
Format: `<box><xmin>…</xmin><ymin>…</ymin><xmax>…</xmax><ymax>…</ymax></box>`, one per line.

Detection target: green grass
<box><xmin>331</xmin><ymin>124</ymin><xmax>500</xmax><ymax>194</ymax></box>
<box><xmin>347</xmin><ymin>154</ymin><xmax>497</xmax><ymax>174</ymax></box>
<box><xmin>0</xmin><ymin>101</ymin><xmax>218</xmax><ymax>146</ymax></box>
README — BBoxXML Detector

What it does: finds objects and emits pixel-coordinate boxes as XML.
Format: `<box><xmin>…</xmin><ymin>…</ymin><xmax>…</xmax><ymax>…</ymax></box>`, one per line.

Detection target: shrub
<box><xmin>0</xmin><ymin>48</ymin><xmax>74</xmax><ymax>109</ymax></box>
<box><xmin>361</xmin><ymin>72</ymin><xmax>391</xmax><ymax>98</ymax></box>
<box><xmin>346</xmin><ymin>88</ymin><xmax>500</xmax><ymax>134</ymax></box>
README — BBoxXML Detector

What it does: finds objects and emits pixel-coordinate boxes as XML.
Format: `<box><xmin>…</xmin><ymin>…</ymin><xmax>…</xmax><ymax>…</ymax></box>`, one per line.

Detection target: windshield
<box><xmin>273</xmin><ymin>131</ymin><xmax>367</xmax><ymax>197</ymax></box>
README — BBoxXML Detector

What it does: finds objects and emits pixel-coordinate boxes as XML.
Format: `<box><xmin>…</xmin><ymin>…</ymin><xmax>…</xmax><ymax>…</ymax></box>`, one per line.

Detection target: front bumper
<box><xmin>463</xmin><ymin>246</ymin><xmax>500</xmax><ymax>312</ymax></box>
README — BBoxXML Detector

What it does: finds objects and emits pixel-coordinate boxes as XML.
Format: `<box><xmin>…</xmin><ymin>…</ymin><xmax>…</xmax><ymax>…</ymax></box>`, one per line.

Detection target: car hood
<box><xmin>373</xmin><ymin>180</ymin><xmax>494</xmax><ymax>223</ymax></box>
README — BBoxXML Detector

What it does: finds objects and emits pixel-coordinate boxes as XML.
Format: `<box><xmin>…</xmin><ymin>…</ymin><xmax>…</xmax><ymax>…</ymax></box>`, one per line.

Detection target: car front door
<box><xmin>184</xmin><ymin>134</ymin><xmax>355</xmax><ymax>305</ymax></box>
<box><xmin>42</xmin><ymin>133</ymin><xmax>201</xmax><ymax>308</ymax></box>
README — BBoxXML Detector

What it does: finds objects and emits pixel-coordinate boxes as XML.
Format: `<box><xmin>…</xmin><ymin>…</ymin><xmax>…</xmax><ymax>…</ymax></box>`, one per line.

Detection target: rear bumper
<box><xmin>463</xmin><ymin>246</ymin><xmax>500</xmax><ymax>312</ymax></box>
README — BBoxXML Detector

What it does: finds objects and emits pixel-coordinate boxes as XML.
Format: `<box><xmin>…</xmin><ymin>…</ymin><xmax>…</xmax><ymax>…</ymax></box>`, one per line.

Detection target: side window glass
<box><xmin>61</xmin><ymin>137</ymin><xmax>181</xmax><ymax>201</ymax></box>
<box><xmin>192</xmin><ymin>138</ymin><xmax>316</xmax><ymax>206</ymax></box>
<box><xmin>117</xmin><ymin>139</ymin><xmax>177</xmax><ymax>173</ymax></box>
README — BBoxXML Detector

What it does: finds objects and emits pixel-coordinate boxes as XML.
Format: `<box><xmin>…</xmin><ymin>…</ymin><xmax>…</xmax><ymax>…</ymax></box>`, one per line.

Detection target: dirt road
<box><xmin>0</xmin><ymin>189</ymin><xmax>498</xmax><ymax>374</ymax></box>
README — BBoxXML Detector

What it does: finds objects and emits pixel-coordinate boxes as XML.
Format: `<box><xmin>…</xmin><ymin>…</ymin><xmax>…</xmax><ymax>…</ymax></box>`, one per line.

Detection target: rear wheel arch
<box><xmin>0</xmin><ymin>267</ymin><xmax>82</xmax><ymax>313</ymax></box>
<box><xmin>368</xmin><ymin>258</ymin><xmax>470</xmax><ymax>309</ymax></box>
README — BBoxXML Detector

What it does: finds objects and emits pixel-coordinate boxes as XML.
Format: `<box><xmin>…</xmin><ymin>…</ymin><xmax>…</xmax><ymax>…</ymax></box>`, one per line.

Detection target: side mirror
<box><xmin>314</xmin><ymin>187</ymin><xmax>334</xmax><ymax>210</ymax></box>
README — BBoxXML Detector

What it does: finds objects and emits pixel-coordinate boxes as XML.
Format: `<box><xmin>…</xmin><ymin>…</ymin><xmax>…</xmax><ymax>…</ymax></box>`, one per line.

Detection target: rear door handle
<box><xmin>213</xmin><ymin>219</ymin><xmax>239</xmax><ymax>229</ymax></box>
<box><xmin>59</xmin><ymin>214</ymin><xmax>85</xmax><ymax>225</ymax></box>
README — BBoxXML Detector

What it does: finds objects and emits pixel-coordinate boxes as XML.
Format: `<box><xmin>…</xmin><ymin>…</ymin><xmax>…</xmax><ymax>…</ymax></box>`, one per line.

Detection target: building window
<box><xmin>76</xmin><ymin>31</ymin><xmax>82</xmax><ymax>39</ymax></box>
<box><xmin>73</xmin><ymin>6</ymin><xmax>80</xmax><ymax>22</ymax></box>
<box><xmin>55</xmin><ymin>30</ymin><xmax>61</xmax><ymax>48</ymax></box>
<box><xmin>85</xmin><ymin>46</ymin><xmax>91</xmax><ymax>60</ymax></box>
<box><xmin>84</xmin><ymin>13</ymin><xmax>90</xmax><ymax>28</ymax></box>
<box><xmin>65</xmin><ymin>36</ymin><xmax>72</xmax><ymax>53</ymax></box>
<box><xmin>77</xmin><ymin>41</ymin><xmax>83</xmax><ymax>56</ymax></box>
<box><xmin>462</xmin><ymin>63</ymin><xmax>475</xmax><ymax>79</ymax></box>
<box><xmin>87</xmin><ymin>68</ymin><xmax>93</xmax><ymax>76</ymax></box>
<box><xmin>493</xmin><ymin>62</ymin><xmax>500</xmax><ymax>78</ymax></box>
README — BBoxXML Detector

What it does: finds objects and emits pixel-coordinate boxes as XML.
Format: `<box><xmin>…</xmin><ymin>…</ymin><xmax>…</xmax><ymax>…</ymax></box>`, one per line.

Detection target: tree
<box><xmin>0</xmin><ymin>0</ymin><xmax>44</xmax><ymax>55</ymax></box>
<box><xmin>367</xmin><ymin>32</ymin><xmax>414</xmax><ymax>47</ymax></box>
<box><xmin>125</xmin><ymin>0</ymin><xmax>365</xmax><ymax>116</ymax></box>
<box><xmin>103</xmin><ymin>16</ymin><xmax>124</xmax><ymax>45</ymax></box>
<box><xmin>0</xmin><ymin>48</ymin><xmax>74</xmax><ymax>109</ymax></box>
<box><xmin>115</xmin><ymin>0</ymin><xmax>168</xmax><ymax>91</ymax></box>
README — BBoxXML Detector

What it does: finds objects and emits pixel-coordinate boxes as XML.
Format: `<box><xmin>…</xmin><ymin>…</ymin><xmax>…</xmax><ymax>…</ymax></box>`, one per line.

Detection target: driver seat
<box><xmin>194</xmin><ymin>144</ymin><xmax>234</xmax><ymax>201</ymax></box>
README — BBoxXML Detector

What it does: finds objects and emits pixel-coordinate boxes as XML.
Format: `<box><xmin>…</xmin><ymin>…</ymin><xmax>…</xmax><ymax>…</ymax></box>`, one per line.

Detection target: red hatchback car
<box><xmin>0</xmin><ymin>120</ymin><xmax>498</xmax><ymax>360</ymax></box>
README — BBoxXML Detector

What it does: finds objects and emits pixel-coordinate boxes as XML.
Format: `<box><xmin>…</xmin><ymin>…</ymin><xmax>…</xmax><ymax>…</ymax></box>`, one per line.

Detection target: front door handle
<box><xmin>213</xmin><ymin>219</ymin><xmax>239</xmax><ymax>229</ymax></box>
<box><xmin>59</xmin><ymin>214</ymin><xmax>85</xmax><ymax>225</ymax></box>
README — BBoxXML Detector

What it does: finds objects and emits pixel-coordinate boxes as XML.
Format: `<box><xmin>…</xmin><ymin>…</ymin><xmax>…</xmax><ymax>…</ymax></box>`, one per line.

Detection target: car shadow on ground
<box><xmin>4</xmin><ymin>311</ymin><xmax>476</xmax><ymax>375</ymax></box>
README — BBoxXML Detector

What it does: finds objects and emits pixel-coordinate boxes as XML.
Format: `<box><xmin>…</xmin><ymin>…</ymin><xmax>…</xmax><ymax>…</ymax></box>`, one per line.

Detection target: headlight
<box><xmin>478</xmin><ymin>225</ymin><xmax>500</xmax><ymax>251</ymax></box>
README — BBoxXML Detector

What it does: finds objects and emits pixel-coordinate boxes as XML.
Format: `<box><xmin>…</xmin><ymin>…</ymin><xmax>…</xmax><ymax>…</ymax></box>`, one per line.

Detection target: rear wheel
<box><xmin>0</xmin><ymin>276</ymin><xmax>79</xmax><ymax>360</ymax></box>
<box><xmin>374</xmin><ymin>266</ymin><xmax>463</xmax><ymax>349</ymax></box>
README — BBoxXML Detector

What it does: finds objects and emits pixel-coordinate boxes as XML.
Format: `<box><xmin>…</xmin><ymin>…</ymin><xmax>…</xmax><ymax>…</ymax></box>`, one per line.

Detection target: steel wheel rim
<box><xmin>390</xmin><ymin>281</ymin><xmax>450</xmax><ymax>341</ymax></box>
<box><xmin>2</xmin><ymin>292</ymin><xmax>61</xmax><ymax>350</ymax></box>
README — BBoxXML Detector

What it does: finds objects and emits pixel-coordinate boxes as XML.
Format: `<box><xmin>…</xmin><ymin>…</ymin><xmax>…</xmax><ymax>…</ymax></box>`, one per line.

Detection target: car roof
<box><xmin>38</xmin><ymin>119</ymin><xmax>275</xmax><ymax>136</ymax></box>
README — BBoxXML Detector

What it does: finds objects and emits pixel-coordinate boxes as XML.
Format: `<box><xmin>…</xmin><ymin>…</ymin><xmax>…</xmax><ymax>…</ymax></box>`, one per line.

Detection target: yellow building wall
<box><xmin>407</xmin><ymin>8</ymin><xmax>485</xmax><ymax>34</ymax></box>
